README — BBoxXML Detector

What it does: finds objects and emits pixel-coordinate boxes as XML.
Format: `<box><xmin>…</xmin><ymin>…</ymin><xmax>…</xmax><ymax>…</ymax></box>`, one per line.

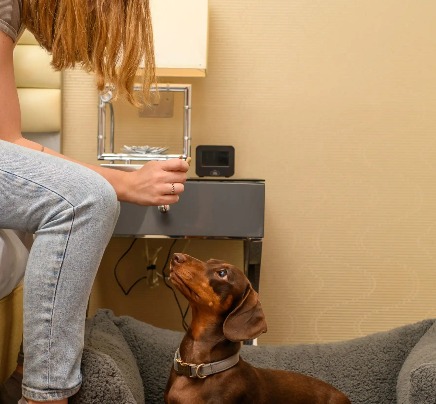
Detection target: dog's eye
<box><xmin>217</xmin><ymin>269</ymin><xmax>228</xmax><ymax>278</ymax></box>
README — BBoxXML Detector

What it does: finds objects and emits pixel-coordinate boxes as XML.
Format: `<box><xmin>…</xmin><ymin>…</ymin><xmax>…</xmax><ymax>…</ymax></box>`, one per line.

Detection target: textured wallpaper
<box><xmin>63</xmin><ymin>0</ymin><xmax>436</xmax><ymax>345</ymax></box>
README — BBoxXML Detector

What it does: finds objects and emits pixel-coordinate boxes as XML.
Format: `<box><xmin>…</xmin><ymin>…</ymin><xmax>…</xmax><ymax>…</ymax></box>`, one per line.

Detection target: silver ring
<box><xmin>171</xmin><ymin>183</ymin><xmax>175</xmax><ymax>195</ymax></box>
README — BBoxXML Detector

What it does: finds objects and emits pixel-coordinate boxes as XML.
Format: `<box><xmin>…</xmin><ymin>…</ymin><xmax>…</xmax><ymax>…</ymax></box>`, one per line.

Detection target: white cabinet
<box><xmin>150</xmin><ymin>0</ymin><xmax>208</xmax><ymax>77</ymax></box>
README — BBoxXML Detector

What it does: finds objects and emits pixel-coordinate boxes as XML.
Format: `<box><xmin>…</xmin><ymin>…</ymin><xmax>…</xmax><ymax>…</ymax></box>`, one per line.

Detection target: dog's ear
<box><xmin>223</xmin><ymin>285</ymin><xmax>267</xmax><ymax>342</ymax></box>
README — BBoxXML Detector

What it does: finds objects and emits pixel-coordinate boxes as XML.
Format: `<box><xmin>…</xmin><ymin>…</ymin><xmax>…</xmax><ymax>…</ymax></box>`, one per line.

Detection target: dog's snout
<box><xmin>172</xmin><ymin>253</ymin><xmax>187</xmax><ymax>265</ymax></box>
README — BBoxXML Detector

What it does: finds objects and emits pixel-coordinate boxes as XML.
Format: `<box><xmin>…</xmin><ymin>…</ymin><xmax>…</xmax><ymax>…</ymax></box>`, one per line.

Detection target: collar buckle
<box><xmin>195</xmin><ymin>363</ymin><xmax>207</xmax><ymax>379</ymax></box>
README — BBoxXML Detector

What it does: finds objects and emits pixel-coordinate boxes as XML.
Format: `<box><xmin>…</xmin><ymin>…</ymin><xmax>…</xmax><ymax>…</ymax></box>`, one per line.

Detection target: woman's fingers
<box><xmin>161</xmin><ymin>158</ymin><xmax>190</xmax><ymax>173</ymax></box>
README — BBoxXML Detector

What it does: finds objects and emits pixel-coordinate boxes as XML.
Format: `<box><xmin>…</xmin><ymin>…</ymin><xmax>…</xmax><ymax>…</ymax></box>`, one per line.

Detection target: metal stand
<box><xmin>97</xmin><ymin>84</ymin><xmax>192</xmax><ymax>165</ymax></box>
<box><xmin>243</xmin><ymin>238</ymin><xmax>263</xmax><ymax>293</ymax></box>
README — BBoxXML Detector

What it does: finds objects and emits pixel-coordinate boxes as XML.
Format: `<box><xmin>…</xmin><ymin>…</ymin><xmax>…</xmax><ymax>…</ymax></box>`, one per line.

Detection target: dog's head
<box><xmin>169</xmin><ymin>253</ymin><xmax>267</xmax><ymax>342</ymax></box>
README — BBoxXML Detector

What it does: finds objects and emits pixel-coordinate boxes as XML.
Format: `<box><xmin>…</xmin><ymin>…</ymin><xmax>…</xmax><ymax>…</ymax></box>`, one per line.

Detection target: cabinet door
<box><xmin>150</xmin><ymin>0</ymin><xmax>208</xmax><ymax>77</ymax></box>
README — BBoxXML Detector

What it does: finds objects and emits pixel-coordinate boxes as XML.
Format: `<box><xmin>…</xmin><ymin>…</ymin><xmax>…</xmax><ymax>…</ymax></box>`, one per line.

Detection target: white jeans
<box><xmin>0</xmin><ymin>141</ymin><xmax>120</xmax><ymax>401</ymax></box>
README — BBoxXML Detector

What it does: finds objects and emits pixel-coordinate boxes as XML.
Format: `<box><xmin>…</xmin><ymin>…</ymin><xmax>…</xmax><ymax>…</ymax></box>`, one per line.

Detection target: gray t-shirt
<box><xmin>0</xmin><ymin>0</ymin><xmax>22</xmax><ymax>42</ymax></box>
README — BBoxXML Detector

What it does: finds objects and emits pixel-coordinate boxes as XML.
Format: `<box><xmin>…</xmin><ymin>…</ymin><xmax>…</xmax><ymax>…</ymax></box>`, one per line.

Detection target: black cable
<box><xmin>113</xmin><ymin>237</ymin><xmax>190</xmax><ymax>330</ymax></box>
<box><xmin>162</xmin><ymin>240</ymin><xmax>190</xmax><ymax>331</ymax></box>
<box><xmin>113</xmin><ymin>238</ymin><xmax>148</xmax><ymax>295</ymax></box>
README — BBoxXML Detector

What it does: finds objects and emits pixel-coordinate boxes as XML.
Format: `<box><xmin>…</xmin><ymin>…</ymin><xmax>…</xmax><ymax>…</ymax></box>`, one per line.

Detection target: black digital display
<box><xmin>202</xmin><ymin>151</ymin><xmax>230</xmax><ymax>167</ymax></box>
<box><xmin>196</xmin><ymin>146</ymin><xmax>235</xmax><ymax>177</ymax></box>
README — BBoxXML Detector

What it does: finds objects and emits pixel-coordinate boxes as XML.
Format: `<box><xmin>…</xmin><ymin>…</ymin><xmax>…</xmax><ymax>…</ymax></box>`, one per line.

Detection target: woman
<box><xmin>0</xmin><ymin>1</ymin><xmax>189</xmax><ymax>403</ymax></box>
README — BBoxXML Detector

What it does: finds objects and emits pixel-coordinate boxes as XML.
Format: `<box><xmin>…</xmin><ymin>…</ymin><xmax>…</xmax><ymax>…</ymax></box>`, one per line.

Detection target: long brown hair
<box><xmin>22</xmin><ymin>0</ymin><xmax>156</xmax><ymax>105</ymax></box>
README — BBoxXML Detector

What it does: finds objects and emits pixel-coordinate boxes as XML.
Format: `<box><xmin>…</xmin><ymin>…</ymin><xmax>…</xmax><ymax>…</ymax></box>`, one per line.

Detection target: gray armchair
<box><xmin>70</xmin><ymin>309</ymin><xmax>436</xmax><ymax>404</ymax></box>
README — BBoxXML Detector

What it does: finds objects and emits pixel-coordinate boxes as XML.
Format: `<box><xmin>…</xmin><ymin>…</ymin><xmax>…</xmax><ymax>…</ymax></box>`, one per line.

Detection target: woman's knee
<box><xmin>75</xmin><ymin>172</ymin><xmax>120</xmax><ymax>231</ymax></box>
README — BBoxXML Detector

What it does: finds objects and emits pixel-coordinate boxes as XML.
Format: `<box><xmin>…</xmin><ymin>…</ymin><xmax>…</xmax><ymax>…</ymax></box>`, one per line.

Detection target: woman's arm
<box><xmin>0</xmin><ymin>31</ymin><xmax>189</xmax><ymax>206</ymax></box>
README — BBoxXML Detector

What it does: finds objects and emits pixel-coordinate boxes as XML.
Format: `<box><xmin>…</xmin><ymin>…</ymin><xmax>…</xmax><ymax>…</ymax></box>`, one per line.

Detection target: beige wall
<box><xmin>63</xmin><ymin>0</ymin><xmax>436</xmax><ymax>345</ymax></box>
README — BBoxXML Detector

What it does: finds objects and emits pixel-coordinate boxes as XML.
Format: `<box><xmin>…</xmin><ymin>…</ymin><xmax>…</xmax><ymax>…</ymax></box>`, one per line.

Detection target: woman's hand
<box><xmin>123</xmin><ymin>158</ymin><xmax>190</xmax><ymax>206</ymax></box>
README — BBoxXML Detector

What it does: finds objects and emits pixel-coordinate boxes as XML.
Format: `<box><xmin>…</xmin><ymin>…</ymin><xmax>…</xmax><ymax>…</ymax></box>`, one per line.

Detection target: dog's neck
<box><xmin>179</xmin><ymin>307</ymin><xmax>240</xmax><ymax>364</ymax></box>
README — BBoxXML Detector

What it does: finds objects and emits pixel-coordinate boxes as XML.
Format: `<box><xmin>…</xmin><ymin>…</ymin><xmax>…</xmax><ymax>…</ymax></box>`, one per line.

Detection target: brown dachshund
<box><xmin>164</xmin><ymin>253</ymin><xmax>351</xmax><ymax>404</ymax></box>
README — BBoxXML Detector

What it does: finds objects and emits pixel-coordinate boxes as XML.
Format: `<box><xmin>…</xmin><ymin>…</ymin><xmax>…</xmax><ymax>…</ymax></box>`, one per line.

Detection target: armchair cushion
<box><xmin>113</xmin><ymin>314</ymin><xmax>182</xmax><ymax>403</ymax></box>
<box><xmin>70</xmin><ymin>310</ymin><xmax>144</xmax><ymax>404</ymax></box>
<box><xmin>70</xmin><ymin>347</ymin><xmax>138</xmax><ymax>404</ymax></box>
<box><xmin>397</xmin><ymin>321</ymin><xmax>436</xmax><ymax>403</ymax></box>
<box><xmin>241</xmin><ymin>319</ymin><xmax>434</xmax><ymax>404</ymax></box>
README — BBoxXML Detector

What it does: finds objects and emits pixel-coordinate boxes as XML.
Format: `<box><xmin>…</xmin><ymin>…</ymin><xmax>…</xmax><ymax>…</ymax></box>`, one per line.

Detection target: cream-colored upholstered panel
<box><xmin>14</xmin><ymin>46</ymin><xmax>60</xmax><ymax>89</ymax></box>
<box><xmin>18</xmin><ymin>89</ymin><xmax>61</xmax><ymax>133</ymax></box>
<box><xmin>14</xmin><ymin>30</ymin><xmax>62</xmax><ymax>151</ymax></box>
<box><xmin>23</xmin><ymin>133</ymin><xmax>62</xmax><ymax>151</ymax></box>
<box><xmin>18</xmin><ymin>29</ymin><xmax>39</xmax><ymax>45</ymax></box>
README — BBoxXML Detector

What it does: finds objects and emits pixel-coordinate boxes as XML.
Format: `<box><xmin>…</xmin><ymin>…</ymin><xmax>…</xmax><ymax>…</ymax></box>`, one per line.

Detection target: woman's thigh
<box><xmin>0</xmin><ymin>140</ymin><xmax>119</xmax><ymax>233</ymax></box>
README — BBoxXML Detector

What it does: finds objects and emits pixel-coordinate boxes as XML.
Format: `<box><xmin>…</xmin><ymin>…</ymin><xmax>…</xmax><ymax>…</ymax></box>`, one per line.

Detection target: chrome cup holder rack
<box><xmin>97</xmin><ymin>83</ymin><xmax>192</xmax><ymax>169</ymax></box>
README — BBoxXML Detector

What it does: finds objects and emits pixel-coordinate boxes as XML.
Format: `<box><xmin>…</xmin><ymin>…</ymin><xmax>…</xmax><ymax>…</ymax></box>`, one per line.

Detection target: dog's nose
<box><xmin>172</xmin><ymin>253</ymin><xmax>186</xmax><ymax>265</ymax></box>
